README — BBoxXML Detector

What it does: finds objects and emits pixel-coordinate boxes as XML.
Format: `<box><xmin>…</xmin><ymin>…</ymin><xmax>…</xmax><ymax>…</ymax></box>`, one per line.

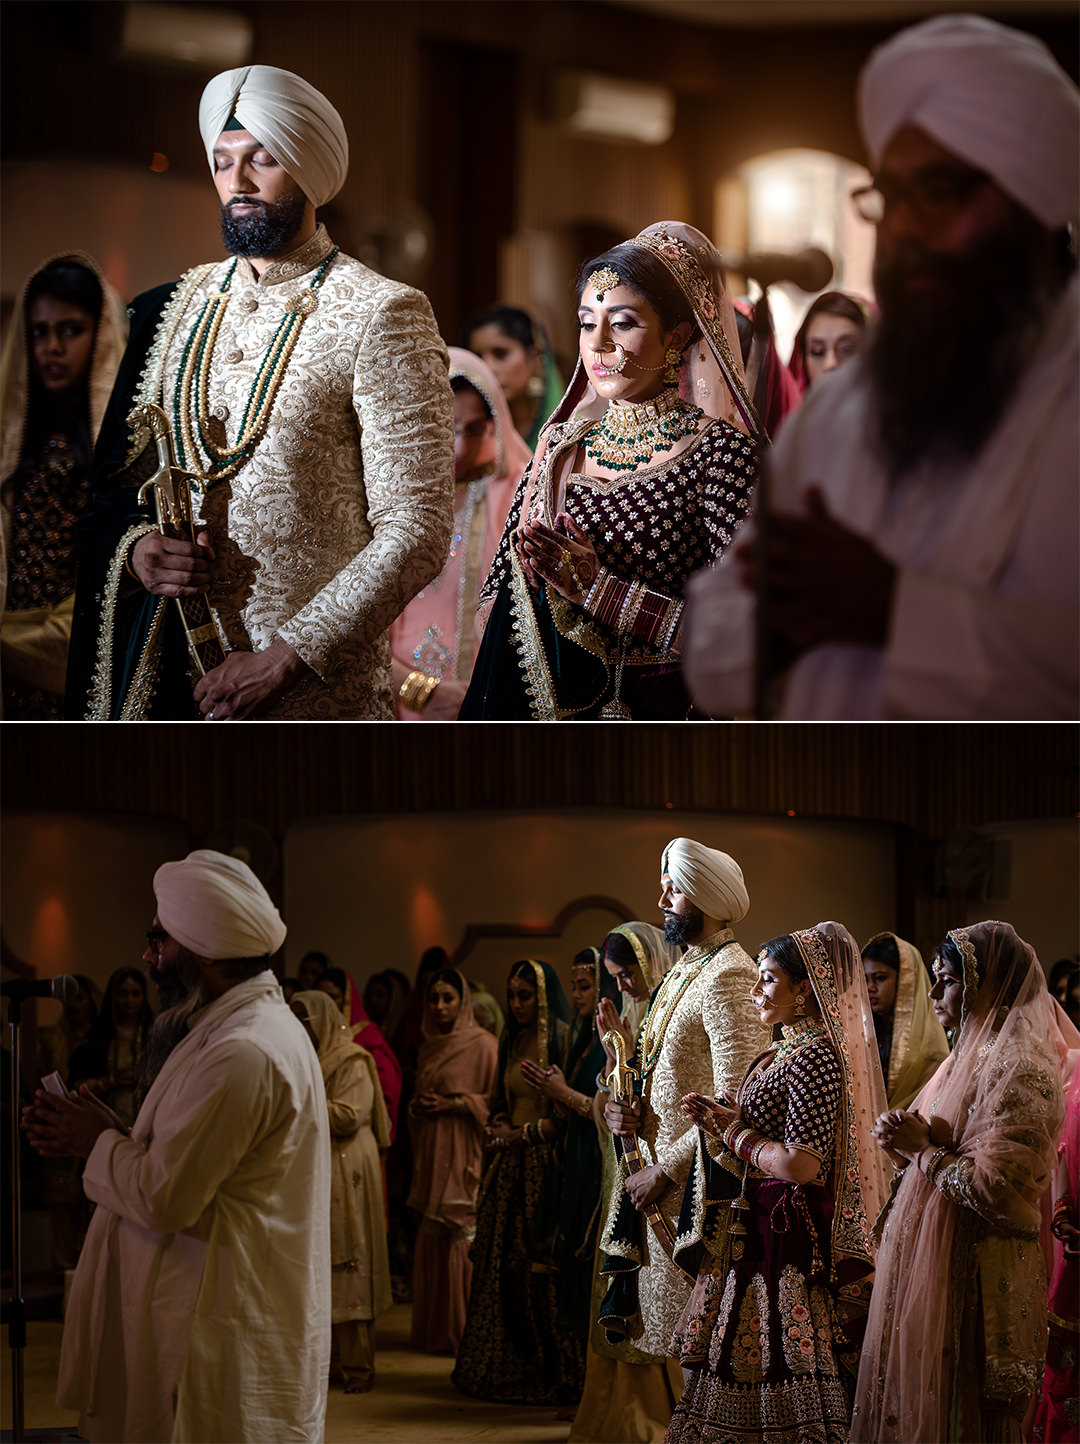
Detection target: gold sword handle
<box><xmin>603</xmin><ymin>1028</ymin><xmax>676</xmax><ymax>1251</ymax></box>
<box><xmin>128</xmin><ymin>403</ymin><xmax>227</xmax><ymax>677</ymax></box>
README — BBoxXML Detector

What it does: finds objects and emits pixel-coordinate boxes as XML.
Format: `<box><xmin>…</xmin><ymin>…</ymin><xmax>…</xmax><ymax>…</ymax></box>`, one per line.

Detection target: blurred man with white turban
<box><xmin>685</xmin><ymin>15</ymin><xmax>1078</xmax><ymax>720</ymax></box>
<box><xmin>67</xmin><ymin>63</ymin><xmax>454</xmax><ymax>719</ymax></box>
<box><xmin>599</xmin><ymin>837</ymin><xmax>768</xmax><ymax>1357</ymax></box>
<box><xmin>23</xmin><ymin>850</ymin><xmax>331</xmax><ymax>1442</ymax></box>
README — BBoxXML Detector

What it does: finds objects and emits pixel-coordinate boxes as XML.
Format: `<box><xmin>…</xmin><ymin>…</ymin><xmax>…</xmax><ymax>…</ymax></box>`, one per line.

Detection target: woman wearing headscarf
<box><xmin>1</xmin><ymin>254</ymin><xmax>126</xmax><ymax>717</ymax></box>
<box><xmin>668</xmin><ymin>922</ymin><xmax>890</xmax><ymax>1444</ymax></box>
<box><xmin>464</xmin><ymin>305</ymin><xmax>565</xmax><ymax>452</ymax></box>
<box><xmin>570</xmin><ymin>921</ymin><xmax>685</xmax><ymax>1444</ymax></box>
<box><xmin>461</xmin><ymin>222</ymin><xmax>762</xmax><ymax>721</ymax></box>
<box><xmin>861</xmin><ymin>931</ymin><xmax>950</xmax><ymax>1109</ymax></box>
<box><xmin>407</xmin><ymin>968</ymin><xmax>498</xmax><ymax>1353</ymax></box>
<box><xmin>854</xmin><ymin>921</ymin><xmax>1067</xmax><ymax>1443</ymax></box>
<box><xmin>521</xmin><ymin>948</ymin><xmax>621</xmax><ymax>1368</ymax></box>
<box><xmin>452</xmin><ymin>959</ymin><xmax>577</xmax><ymax>1404</ymax></box>
<box><xmin>291</xmin><ymin>989</ymin><xmax>391</xmax><ymax>1394</ymax></box>
<box><xmin>314</xmin><ymin>965</ymin><xmax>402</xmax><ymax>1141</ymax></box>
<box><xmin>390</xmin><ymin>348</ymin><xmax>530</xmax><ymax>718</ymax></box>
<box><xmin>68</xmin><ymin>967</ymin><xmax>155</xmax><ymax>1130</ymax></box>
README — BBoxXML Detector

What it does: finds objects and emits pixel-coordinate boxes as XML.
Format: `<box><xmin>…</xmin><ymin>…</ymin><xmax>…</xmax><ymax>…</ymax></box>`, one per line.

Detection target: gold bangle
<box><xmin>399</xmin><ymin>669</ymin><xmax>441</xmax><ymax>712</ymax></box>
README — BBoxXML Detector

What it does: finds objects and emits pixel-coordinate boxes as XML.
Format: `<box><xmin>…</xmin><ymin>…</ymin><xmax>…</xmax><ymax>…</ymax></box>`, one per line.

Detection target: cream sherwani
<box><xmin>57</xmin><ymin>973</ymin><xmax>331</xmax><ymax>1443</ymax></box>
<box><xmin>602</xmin><ymin>931</ymin><xmax>769</xmax><ymax>1356</ymax></box>
<box><xmin>684</xmin><ymin>272</ymin><xmax>1079</xmax><ymax>720</ymax></box>
<box><xmin>132</xmin><ymin>224</ymin><xmax>453</xmax><ymax>718</ymax></box>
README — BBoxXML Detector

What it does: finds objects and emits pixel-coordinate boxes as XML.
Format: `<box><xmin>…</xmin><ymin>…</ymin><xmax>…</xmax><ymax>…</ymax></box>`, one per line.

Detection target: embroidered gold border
<box><xmin>124</xmin><ymin>265</ymin><xmax>216</xmax><ymax>470</ymax></box>
<box><xmin>85</xmin><ymin>523</ymin><xmax>158</xmax><ymax>719</ymax></box>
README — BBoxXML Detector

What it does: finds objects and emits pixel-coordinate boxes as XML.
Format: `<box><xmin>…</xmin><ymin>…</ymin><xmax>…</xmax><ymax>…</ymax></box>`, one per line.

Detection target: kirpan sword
<box><xmin>603</xmin><ymin>1027</ymin><xmax>677</xmax><ymax>1260</ymax></box>
<box><xmin>130</xmin><ymin>401</ymin><xmax>228</xmax><ymax>677</ymax></box>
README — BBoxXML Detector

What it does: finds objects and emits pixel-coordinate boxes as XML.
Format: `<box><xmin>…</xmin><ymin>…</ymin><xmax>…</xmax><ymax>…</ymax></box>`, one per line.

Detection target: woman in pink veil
<box><xmin>390</xmin><ymin>348</ymin><xmax>530</xmax><ymax>719</ymax></box>
<box><xmin>667</xmin><ymin>921</ymin><xmax>889</xmax><ymax>1444</ymax></box>
<box><xmin>853</xmin><ymin>920</ymin><xmax>1067</xmax><ymax>1443</ymax></box>
<box><xmin>460</xmin><ymin>222</ymin><xmax>762</xmax><ymax>721</ymax></box>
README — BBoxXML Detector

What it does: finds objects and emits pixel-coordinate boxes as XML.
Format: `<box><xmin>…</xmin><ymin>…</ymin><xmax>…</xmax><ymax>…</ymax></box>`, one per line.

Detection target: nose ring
<box><xmin>595</xmin><ymin>342</ymin><xmax>627</xmax><ymax>374</ymax></box>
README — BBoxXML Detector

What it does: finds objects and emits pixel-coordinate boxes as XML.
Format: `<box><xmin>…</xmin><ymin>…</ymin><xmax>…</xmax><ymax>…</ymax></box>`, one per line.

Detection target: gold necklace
<box><xmin>638</xmin><ymin>939</ymin><xmax>728</xmax><ymax>1077</ymax></box>
<box><xmin>584</xmin><ymin>387</ymin><xmax>703</xmax><ymax>472</ymax></box>
<box><xmin>173</xmin><ymin>249</ymin><xmax>337</xmax><ymax>483</ymax></box>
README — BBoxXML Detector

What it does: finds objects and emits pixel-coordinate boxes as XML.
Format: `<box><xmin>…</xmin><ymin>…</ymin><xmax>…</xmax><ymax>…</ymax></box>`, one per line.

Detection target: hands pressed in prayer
<box><xmin>22</xmin><ymin>1084</ymin><xmax>129</xmax><ymax>1158</ymax></box>
<box><xmin>625</xmin><ymin>1161</ymin><xmax>670</xmax><ymax>1211</ymax></box>
<box><xmin>516</xmin><ymin>512</ymin><xmax>598</xmax><ymax>603</ymax></box>
<box><xmin>736</xmin><ymin>486</ymin><xmax>897</xmax><ymax>652</ymax></box>
<box><xmin>604</xmin><ymin>1094</ymin><xmax>642</xmax><ymax>1137</ymax></box>
<box><xmin>873</xmin><ymin>1107</ymin><xmax>931</xmax><ymax>1161</ymax></box>
<box><xmin>483</xmin><ymin>1121</ymin><xmax>522</xmax><ymax>1151</ymax></box>
<box><xmin>596</xmin><ymin>997</ymin><xmax>633</xmax><ymax>1076</ymax></box>
<box><xmin>130</xmin><ymin>528</ymin><xmax>215</xmax><ymax>598</ymax></box>
<box><xmin>194</xmin><ymin>639</ymin><xmax>307</xmax><ymax>720</ymax></box>
<box><xmin>681</xmin><ymin>1091</ymin><xmax>739</xmax><ymax>1141</ymax></box>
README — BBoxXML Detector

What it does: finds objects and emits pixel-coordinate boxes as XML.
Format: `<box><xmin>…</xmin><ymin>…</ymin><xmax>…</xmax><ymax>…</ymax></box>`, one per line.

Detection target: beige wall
<box><xmin>2</xmin><ymin>812</ymin><xmax>190</xmax><ymax>1026</ymax></box>
<box><xmin>967</xmin><ymin>817</ymin><xmax>1079</xmax><ymax>970</ymax></box>
<box><xmin>282</xmin><ymin>808</ymin><xmax>898</xmax><ymax>993</ymax></box>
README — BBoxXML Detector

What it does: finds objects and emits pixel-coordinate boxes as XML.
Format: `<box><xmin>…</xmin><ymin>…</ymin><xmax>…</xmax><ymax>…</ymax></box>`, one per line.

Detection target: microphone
<box><xmin>1</xmin><ymin>974</ymin><xmax>80</xmax><ymax>1002</ymax></box>
<box><xmin>733</xmin><ymin>247</ymin><xmax>835</xmax><ymax>293</ymax></box>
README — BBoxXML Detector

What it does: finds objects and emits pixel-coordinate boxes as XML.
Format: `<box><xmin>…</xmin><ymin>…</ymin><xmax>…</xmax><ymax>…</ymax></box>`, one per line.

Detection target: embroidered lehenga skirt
<box><xmin>451</xmin><ymin>1139</ymin><xmax>583</xmax><ymax>1404</ymax></box>
<box><xmin>667</xmin><ymin>1179</ymin><xmax>853</xmax><ymax>1444</ymax></box>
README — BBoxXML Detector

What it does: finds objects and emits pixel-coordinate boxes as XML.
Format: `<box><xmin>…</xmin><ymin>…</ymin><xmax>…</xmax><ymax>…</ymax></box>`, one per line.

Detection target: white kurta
<box><xmin>57</xmin><ymin>972</ymin><xmax>331</xmax><ymax>1443</ymax></box>
<box><xmin>684</xmin><ymin>273</ymin><xmax>1079</xmax><ymax>720</ymax></box>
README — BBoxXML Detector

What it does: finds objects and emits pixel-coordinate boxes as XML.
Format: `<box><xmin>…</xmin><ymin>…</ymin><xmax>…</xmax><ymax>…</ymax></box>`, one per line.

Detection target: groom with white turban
<box><xmin>600</xmin><ymin>837</ymin><xmax>769</xmax><ymax>1357</ymax></box>
<box><xmin>67</xmin><ymin>63</ymin><xmax>454</xmax><ymax>720</ymax></box>
<box><xmin>24</xmin><ymin>850</ymin><xmax>331</xmax><ymax>1442</ymax></box>
<box><xmin>685</xmin><ymin>14</ymin><xmax>1078</xmax><ymax>720</ymax></box>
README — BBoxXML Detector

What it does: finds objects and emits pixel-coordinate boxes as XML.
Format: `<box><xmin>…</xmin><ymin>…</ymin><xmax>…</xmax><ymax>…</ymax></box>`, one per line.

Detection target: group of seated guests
<box><xmin>362</xmin><ymin>919</ymin><xmax>1076</xmax><ymax>1444</ymax></box>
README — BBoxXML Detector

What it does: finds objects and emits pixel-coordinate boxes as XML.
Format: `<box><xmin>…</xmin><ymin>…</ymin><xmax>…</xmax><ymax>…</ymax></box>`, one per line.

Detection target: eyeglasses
<box><xmin>851</xmin><ymin>166</ymin><xmax>992</xmax><ymax>225</ymax></box>
<box><xmin>145</xmin><ymin>927</ymin><xmax>169</xmax><ymax>952</ymax></box>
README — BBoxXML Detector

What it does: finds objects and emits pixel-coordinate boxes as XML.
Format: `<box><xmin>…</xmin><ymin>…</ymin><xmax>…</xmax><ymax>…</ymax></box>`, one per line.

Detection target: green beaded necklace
<box><xmin>173</xmin><ymin>247</ymin><xmax>338</xmax><ymax>482</ymax></box>
<box><xmin>584</xmin><ymin>386</ymin><xmax>703</xmax><ymax>472</ymax></box>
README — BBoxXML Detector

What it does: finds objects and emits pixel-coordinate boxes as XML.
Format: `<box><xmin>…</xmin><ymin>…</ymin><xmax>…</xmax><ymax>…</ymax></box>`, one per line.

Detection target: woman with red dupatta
<box><xmin>407</xmin><ymin>969</ymin><xmax>498</xmax><ymax>1352</ymax></box>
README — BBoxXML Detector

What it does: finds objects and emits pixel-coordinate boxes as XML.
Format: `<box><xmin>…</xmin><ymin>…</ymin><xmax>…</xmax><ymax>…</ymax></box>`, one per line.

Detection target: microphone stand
<box><xmin>7</xmin><ymin>994</ymin><xmax>27</xmax><ymax>1443</ymax></box>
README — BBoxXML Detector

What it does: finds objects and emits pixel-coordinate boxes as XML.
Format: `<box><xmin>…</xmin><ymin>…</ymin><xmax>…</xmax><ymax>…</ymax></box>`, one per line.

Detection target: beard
<box><xmin>867</xmin><ymin>212</ymin><xmax>1055</xmax><ymax>478</ymax></box>
<box><xmin>220</xmin><ymin>185</ymin><xmax>307</xmax><ymax>258</ymax></box>
<box><xmin>142</xmin><ymin>947</ymin><xmax>208</xmax><ymax>1087</ymax></box>
<box><xmin>664</xmin><ymin>905</ymin><xmax>705</xmax><ymax>946</ymax></box>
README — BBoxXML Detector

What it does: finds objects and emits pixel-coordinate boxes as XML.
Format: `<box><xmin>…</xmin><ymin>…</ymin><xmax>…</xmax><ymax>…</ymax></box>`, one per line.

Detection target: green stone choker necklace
<box><xmin>584</xmin><ymin>387</ymin><xmax>703</xmax><ymax>472</ymax></box>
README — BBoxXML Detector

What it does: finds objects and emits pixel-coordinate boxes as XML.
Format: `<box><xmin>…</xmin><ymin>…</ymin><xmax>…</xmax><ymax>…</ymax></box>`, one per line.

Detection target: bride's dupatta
<box><xmin>463</xmin><ymin>222</ymin><xmax>761</xmax><ymax>721</ymax></box>
<box><xmin>853</xmin><ymin>922</ymin><xmax>1066</xmax><ymax>1443</ymax></box>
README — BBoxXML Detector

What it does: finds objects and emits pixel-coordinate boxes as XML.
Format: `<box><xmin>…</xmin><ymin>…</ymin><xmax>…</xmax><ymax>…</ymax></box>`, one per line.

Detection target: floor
<box><xmin>5</xmin><ymin>1303</ymin><xmax>574</xmax><ymax>1444</ymax></box>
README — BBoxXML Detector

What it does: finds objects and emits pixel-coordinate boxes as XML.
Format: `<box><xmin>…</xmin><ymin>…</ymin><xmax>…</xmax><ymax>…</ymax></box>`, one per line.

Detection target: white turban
<box><xmin>199</xmin><ymin>65</ymin><xmax>348</xmax><ymax>209</ymax></box>
<box><xmin>858</xmin><ymin>15</ymin><xmax>1080</xmax><ymax>229</ymax></box>
<box><xmin>154</xmin><ymin>849</ymin><xmax>287</xmax><ymax>960</ymax></box>
<box><xmin>661</xmin><ymin>838</ymin><xmax>749</xmax><ymax>925</ymax></box>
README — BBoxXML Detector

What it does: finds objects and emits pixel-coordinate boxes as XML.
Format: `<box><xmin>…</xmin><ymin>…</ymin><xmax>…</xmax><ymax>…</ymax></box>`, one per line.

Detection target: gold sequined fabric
<box><xmin>140</xmin><ymin>227</ymin><xmax>455</xmax><ymax>718</ymax></box>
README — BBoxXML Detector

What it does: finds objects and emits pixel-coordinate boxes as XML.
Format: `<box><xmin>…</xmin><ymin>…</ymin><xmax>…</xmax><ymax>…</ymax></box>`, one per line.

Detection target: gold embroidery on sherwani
<box><xmin>111</xmin><ymin>225</ymin><xmax>453</xmax><ymax>718</ymax></box>
<box><xmin>599</xmin><ymin>933</ymin><xmax>772</xmax><ymax>1355</ymax></box>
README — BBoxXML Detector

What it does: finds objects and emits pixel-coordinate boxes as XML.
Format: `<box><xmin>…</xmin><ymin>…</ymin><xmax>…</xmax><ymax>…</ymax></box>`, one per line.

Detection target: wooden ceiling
<box><xmin>3</xmin><ymin>725</ymin><xmax>1074</xmax><ymax>841</ymax></box>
